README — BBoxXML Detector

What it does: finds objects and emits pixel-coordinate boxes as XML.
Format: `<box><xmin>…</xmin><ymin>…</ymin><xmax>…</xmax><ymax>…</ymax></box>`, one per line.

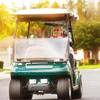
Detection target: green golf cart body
<box><xmin>9</xmin><ymin>8</ymin><xmax>82</xmax><ymax>100</ymax></box>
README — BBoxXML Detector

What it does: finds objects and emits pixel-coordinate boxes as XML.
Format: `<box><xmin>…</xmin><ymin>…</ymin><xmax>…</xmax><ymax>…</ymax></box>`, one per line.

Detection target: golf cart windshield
<box><xmin>14</xmin><ymin>38</ymin><xmax>68</xmax><ymax>62</ymax></box>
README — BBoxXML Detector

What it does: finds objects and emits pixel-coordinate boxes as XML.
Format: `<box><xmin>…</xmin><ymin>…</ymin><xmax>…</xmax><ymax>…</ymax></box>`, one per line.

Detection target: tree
<box><xmin>29</xmin><ymin>0</ymin><xmax>51</xmax><ymax>38</ymax></box>
<box><xmin>73</xmin><ymin>21</ymin><xmax>100</xmax><ymax>64</ymax></box>
<box><xmin>16</xmin><ymin>22</ymin><xmax>28</xmax><ymax>38</ymax></box>
<box><xmin>97</xmin><ymin>0</ymin><xmax>100</xmax><ymax>12</ymax></box>
<box><xmin>66</xmin><ymin>0</ymin><xmax>75</xmax><ymax>11</ymax></box>
<box><xmin>85</xmin><ymin>1</ymin><xmax>96</xmax><ymax>21</ymax></box>
<box><xmin>96</xmin><ymin>0</ymin><xmax>100</xmax><ymax>21</ymax></box>
<box><xmin>62</xmin><ymin>3</ymin><xmax>66</xmax><ymax>9</ymax></box>
<box><xmin>30</xmin><ymin>0</ymin><xmax>50</xmax><ymax>8</ymax></box>
<box><xmin>22</xmin><ymin>4</ymin><xmax>27</xmax><ymax>10</ymax></box>
<box><xmin>11</xmin><ymin>2</ymin><xmax>20</xmax><ymax>12</ymax></box>
<box><xmin>0</xmin><ymin>3</ymin><xmax>14</xmax><ymax>41</ymax></box>
<box><xmin>43</xmin><ymin>0</ymin><xmax>50</xmax><ymax>8</ymax></box>
<box><xmin>36</xmin><ymin>2</ymin><xmax>44</xmax><ymax>8</ymax></box>
<box><xmin>30</xmin><ymin>3</ymin><xmax>37</xmax><ymax>9</ymax></box>
<box><xmin>75</xmin><ymin>0</ymin><xmax>87</xmax><ymax>21</ymax></box>
<box><xmin>50</xmin><ymin>1</ymin><xmax>60</xmax><ymax>8</ymax></box>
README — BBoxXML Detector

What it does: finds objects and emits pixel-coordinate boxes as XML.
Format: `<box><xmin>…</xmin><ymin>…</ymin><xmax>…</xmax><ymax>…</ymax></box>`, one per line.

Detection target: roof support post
<box><xmin>65</xmin><ymin>14</ymin><xmax>70</xmax><ymax>58</ymax></box>
<box><xmin>69</xmin><ymin>20</ymin><xmax>74</xmax><ymax>46</ymax></box>
<box><xmin>13</xmin><ymin>21</ymin><xmax>18</xmax><ymax>61</ymax></box>
<box><xmin>13</xmin><ymin>20</ymin><xmax>18</xmax><ymax>38</ymax></box>
<box><xmin>27</xmin><ymin>22</ymin><xmax>30</xmax><ymax>38</ymax></box>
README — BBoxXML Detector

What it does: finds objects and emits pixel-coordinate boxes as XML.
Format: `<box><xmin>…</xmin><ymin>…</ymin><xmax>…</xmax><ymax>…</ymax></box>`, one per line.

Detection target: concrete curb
<box><xmin>0</xmin><ymin>71</ymin><xmax>10</xmax><ymax>80</ymax></box>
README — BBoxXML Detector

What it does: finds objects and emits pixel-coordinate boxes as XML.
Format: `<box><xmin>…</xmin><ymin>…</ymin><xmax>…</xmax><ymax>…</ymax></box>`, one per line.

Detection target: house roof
<box><xmin>14</xmin><ymin>8</ymin><xmax>79</xmax><ymax>21</ymax></box>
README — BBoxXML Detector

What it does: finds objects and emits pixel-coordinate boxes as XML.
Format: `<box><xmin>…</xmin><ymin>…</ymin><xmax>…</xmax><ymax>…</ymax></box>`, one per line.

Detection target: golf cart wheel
<box><xmin>57</xmin><ymin>78</ymin><xmax>71</xmax><ymax>99</ymax></box>
<box><xmin>23</xmin><ymin>94</ymin><xmax>33</xmax><ymax>100</ymax></box>
<box><xmin>72</xmin><ymin>78</ymin><xmax>82</xmax><ymax>99</ymax></box>
<box><xmin>9</xmin><ymin>79</ymin><xmax>22</xmax><ymax>100</ymax></box>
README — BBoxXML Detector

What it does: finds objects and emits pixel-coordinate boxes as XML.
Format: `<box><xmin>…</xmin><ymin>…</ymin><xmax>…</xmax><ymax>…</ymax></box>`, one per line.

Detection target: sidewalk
<box><xmin>0</xmin><ymin>71</ymin><xmax>10</xmax><ymax>80</ymax></box>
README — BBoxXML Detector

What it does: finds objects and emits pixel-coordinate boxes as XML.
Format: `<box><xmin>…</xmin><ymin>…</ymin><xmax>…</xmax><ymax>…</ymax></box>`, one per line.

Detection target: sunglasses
<box><xmin>53</xmin><ymin>29</ymin><xmax>60</xmax><ymax>31</ymax></box>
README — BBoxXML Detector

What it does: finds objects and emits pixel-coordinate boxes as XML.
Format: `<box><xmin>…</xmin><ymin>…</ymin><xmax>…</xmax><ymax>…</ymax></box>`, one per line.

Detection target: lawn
<box><xmin>0</xmin><ymin>68</ymin><xmax>11</xmax><ymax>72</ymax></box>
<box><xmin>5</xmin><ymin>72</ymin><xmax>11</xmax><ymax>74</ymax></box>
<box><xmin>0</xmin><ymin>69</ymin><xmax>4</xmax><ymax>72</ymax></box>
<box><xmin>77</xmin><ymin>64</ymin><xmax>100</xmax><ymax>70</ymax></box>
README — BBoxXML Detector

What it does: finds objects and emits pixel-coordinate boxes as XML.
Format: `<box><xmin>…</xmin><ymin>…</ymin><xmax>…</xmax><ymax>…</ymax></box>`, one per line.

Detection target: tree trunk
<box><xmin>94</xmin><ymin>52</ymin><xmax>98</xmax><ymax>64</ymax></box>
<box><xmin>92</xmin><ymin>49</ymin><xmax>98</xmax><ymax>64</ymax></box>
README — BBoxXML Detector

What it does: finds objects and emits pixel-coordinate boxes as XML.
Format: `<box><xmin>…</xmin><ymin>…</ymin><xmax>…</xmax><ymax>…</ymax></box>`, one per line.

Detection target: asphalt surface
<box><xmin>0</xmin><ymin>69</ymin><xmax>100</xmax><ymax>100</ymax></box>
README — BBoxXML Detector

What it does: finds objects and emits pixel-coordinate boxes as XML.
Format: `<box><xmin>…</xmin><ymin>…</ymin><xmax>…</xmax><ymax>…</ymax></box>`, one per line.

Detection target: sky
<box><xmin>0</xmin><ymin>0</ymin><xmax>99</xmax><ymax>9</ymax></box>
<box><xmin>0</xmin><ymin>0</ymin><xmax>71</xmax><ymax>8</ymax></box>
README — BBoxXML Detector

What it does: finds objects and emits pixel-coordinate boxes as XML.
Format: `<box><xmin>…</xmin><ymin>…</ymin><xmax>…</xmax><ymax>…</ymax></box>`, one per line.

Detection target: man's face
<box><xmin>53</xmin><ymin>26</ymin><xmax>62</xmax><ymax>37</ymax></box>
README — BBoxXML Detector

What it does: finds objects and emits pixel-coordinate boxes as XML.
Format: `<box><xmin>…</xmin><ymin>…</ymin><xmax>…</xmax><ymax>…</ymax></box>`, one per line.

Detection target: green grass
<box><xmin>4</xmin><ymin>69</ymin><xmax>11</xmax><ymax>71</ymax></box>
<box><xmin>77</xmin><ymin>64</ymin><xmax>100</xmax><ymax>70</ymax></box>
<box><xmin>5</xmin><ymin>72</ymin><xmax>11</xmax><ymax>74</ymax></box>
<box><xmin>0</xmin><ymin>69</ymin><xmax>4</xmax><ymax>72</ymax></box>
<box><xmin>0</xmin><ymin>68</ymin><xmax>11</xmax><ymax>72</ymax></box>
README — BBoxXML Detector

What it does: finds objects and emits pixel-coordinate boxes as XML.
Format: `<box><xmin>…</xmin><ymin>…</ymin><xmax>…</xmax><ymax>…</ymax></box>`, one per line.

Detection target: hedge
<box><xmin>0</xmin><ymin>61</ymin><xmax>4</xmax><ymax>69</ymax></box>
<box><xmin>89</xmin><ymin>59</ymin><xmax>98</xmax><ymax>64</ymax></box>
<box><xmin>77</xmin><ymin>60</ymin><xmax>83</xmax><ymax>66</ymax></box>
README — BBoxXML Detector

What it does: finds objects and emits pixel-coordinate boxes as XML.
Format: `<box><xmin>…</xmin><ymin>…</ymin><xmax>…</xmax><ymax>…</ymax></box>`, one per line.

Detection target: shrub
<box><xmin>77</xmin><ymin>60</ymin><xmax>83</xmax><ymax>66</ymax></box>
<box><xmin>0</xmin><ymin>61</ymin><xmax>4</xmax><ymax>69</ymax></box>
<box><xmin>89</xmin><ymin>59</ymin><xmax>94</xmax><ymax>64</ymax></box>
<box><xmin>89</xmin><ymin>59</ymin><xmax>98</xmax><ymax>64</ymax></box>
<box><xmin>82</xmin><ymin>59</ymin><xmax>89</xmax><ymax>65</ymax></box>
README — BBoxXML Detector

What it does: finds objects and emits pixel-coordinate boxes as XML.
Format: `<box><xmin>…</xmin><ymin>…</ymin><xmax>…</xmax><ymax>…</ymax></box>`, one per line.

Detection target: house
<box><xmin>75</xmin><ymin>49</ymin><xmax>100</xmax><ymax>63</ymax></box>
<box><xmin>0</xmin><ymin>37</ymin><xmax>13</xmax><ymax>68</ymax></box>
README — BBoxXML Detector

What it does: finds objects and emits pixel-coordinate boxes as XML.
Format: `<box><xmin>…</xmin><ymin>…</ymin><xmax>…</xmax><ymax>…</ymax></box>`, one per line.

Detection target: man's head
<box><xmin>53</xmin><ymin>24</ymin><xmax>62</xmax><ymax>37</ymax></box>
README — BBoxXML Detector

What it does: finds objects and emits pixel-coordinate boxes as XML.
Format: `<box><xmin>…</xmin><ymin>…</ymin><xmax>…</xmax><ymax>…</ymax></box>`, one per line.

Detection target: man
<box><xmin>53</xmin><ymin>24</ymin><xmax>63</xmax><ymax>37</ymax></box>
<box><xmin>52</xmin><ymin>24</ymin><xmax>76</xmax><ymax>69</ymax></box>
<box><xmin>48</xmin><ymin>24</ymin><xmax>66</xmax><ymax>38</ymax></box>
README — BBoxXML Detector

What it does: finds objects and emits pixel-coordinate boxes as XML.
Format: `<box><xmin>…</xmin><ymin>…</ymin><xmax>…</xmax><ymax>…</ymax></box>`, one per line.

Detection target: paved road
<box><xmin>0</xmin><ymin>69</ymin><xmax>100</xmax><ymax>100</ymax></box>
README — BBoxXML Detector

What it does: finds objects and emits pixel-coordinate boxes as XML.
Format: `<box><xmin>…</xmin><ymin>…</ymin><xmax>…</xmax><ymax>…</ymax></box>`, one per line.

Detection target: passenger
<box><xmin>53</xmin><ymin>24</ymin><xmax>68</xmax><ymax>38</ymax></box>
<box><xmin>48</xmin><ymin>24</ymin><xmax>66</xmax><ymax>38</ymax></box>
<box><xmin>51</xmin><ymin>24</ymin><xmax>75</xmax><ymax>69</ymax></box>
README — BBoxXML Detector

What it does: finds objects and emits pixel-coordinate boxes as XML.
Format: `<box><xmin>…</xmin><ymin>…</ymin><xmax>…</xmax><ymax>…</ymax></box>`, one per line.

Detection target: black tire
<box><xmin>57</xmin><ymin>78</ymin><xmax>72</xmax><ymax>99</ymax></box>
<box><xmin>72</xmin><ymin>78</ymin><xmax>83</xmax><ymax>99</ymax></box>
<box><xmin>23</xmin><ymin>94</ymin><xmax>33</xmax><ymax>100</ymax></box>
<box><xmin>9</xmin><ymin>80</ymin><xmax>22</xmax><ymax>100</ymax></box>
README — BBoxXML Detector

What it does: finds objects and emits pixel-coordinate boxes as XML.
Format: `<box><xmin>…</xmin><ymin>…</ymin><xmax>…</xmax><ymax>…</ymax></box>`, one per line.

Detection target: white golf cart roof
<box><xmin>14</xmin><ymin>8</ymin><xmax>79</xmax><ymax>21</ymax></box>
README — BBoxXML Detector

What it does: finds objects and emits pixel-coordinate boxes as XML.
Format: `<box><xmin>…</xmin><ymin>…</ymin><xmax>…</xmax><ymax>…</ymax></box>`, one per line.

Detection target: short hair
<box><xmin>53</xmin><ymin>24</ymin><xmax>62</xmax><ymax>29</ymax></box>
<box><xmin>53</xmin><ymin>24</ymin><xmax>61</xmax><ymax>27</ymax></box>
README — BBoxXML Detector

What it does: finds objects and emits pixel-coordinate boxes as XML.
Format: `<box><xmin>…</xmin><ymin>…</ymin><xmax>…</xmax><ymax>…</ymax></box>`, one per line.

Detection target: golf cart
<box><xmin>9</xmin><ymin>9</ymin><xmax>82</xmax><ymax>100</ymax></box>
